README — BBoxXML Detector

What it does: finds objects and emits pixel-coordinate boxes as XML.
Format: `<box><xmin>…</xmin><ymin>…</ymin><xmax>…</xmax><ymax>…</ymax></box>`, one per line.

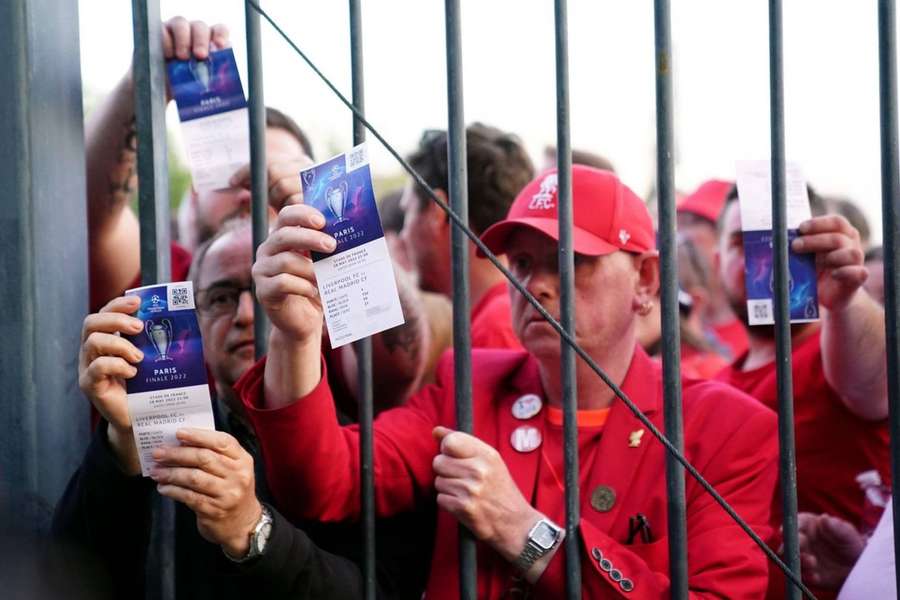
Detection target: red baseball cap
<box><xmin>676</xmin><ymin>179</ymin><xmax>733</xmax><ymax>224</ymax></box>
<box><xmin>479</xmin><ymin>165</ymin><xmax>655</xmax><ymax>257</ymax></box>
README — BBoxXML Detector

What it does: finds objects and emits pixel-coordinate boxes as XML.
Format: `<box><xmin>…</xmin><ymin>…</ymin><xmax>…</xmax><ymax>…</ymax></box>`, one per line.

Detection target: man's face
<box><xmin>677</xmin><ymin>213</ymin><xmax>718</xmax><ymax>272</ymax></box>
<box><xmin>399</xmin><ymin>182</ymin><xmax>449</xmax><ymax>294</ymax></box>
<box><xmin>717</xmin><ymin>200</ymin><xmax>749</xmax><ymax>323</ymax></box>
<box><xmin>505</xmin><ymin>228</ymin><xmax>646</xmax><ymax>360</ymax></box>
<box><xmin>194</xmin><ymin>126</ymin><xmax>309</xmax><ymax>242</ymax></box>
<box><xmin>195</xmin><ymin>227</ymin><xmax>255</xmax><ymax>394</ymax></box>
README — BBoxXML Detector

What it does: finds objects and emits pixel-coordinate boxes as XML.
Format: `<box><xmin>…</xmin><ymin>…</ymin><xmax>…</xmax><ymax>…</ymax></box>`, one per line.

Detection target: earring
<box><xmin>638</xmin><ymin>300</ymin><xmax>654</xmax><ymax>316</ymax></box>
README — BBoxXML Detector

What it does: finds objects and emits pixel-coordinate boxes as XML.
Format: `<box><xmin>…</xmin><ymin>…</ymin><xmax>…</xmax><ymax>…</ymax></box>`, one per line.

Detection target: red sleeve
<box><xmin>236</xmin><ymin>354</ymin><xmax>448</xmax><ymax>524</ymax></box>
<box><xmin>533</xmin><ymin>406</ymin><xmax>777</xmax><ymax>599</ymax></box>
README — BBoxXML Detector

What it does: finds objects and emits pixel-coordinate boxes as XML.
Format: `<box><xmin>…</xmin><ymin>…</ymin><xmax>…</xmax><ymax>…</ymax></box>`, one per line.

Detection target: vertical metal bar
<box><xmin>131</xmin><ymin>1</ymin><xmax>173</xmax><ymax>599</ymax></box>
<box><xmin>768</xmin><ymin>2</ymin><xmax>801</xmax><ymax>598</ymax></box>
<box><xmin>245</xmin><ymin>0</ymin><xmax>269</xmax><ymax>359</ymax></box>
<box><xmin>653</xmin><ymin>1</ymin><xmax>688</xmax><ymax>597</ymax></box>
<box><xmin>443</xmin><ymin>1</ymin><xmax>475</xmax><ymax>598</ymax></box>
<box><xmin>877</xmin><ymin>1</ymin><xmax>900</xmax><ymax>595</ymax></box>
<box><xmin>348</xmin><ymin>2</ymin><xmax>376</xmax><ymax>599</ymax></box>
<box><xmin>132</xmin><ymin>0</ymin><xmax>170</xmax><ymax>285</ymax></box>
<box><xmin>552</xmin><ymin>1</ymin><xmax>581</xmax><ymax>597</ymax></box>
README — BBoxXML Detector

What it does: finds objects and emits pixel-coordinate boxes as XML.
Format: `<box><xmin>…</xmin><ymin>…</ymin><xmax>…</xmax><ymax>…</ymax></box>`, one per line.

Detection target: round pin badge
<box><xmin>590</xmin><ymin>485</ymin><xmax>616</xmax><ymax>512</ymax></box>
<box><xmin>510</xmin><ymin>425</ymin><xmax>542</xmax><ymax>453</ymax></box>
<box><xmin>511</xmin><ymin>393</ymin><xmax>543</xmax><ymax>420</ymax></box>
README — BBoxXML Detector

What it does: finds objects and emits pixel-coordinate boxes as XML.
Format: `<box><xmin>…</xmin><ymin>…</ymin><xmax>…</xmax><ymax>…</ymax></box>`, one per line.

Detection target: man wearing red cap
<box><xmin>238</xmin><ymin>166</ymin><xmax>779</xmax><ymax>598</ymax></box>
<box><xmin>677</xmin><ymin>179</ymin><xmax>750</xmax><ymax>360</ymax></box>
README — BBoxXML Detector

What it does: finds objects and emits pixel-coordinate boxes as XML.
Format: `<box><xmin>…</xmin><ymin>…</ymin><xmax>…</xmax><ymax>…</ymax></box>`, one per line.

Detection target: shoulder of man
<box><xmin>434</xmin><ymin>348</ymin><xmax>533</xmax><ymax>395</ymax></box>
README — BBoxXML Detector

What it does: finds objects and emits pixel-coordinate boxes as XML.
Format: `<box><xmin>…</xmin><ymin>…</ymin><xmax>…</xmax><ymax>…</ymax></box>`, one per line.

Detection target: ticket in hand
<box><xmin>124</xmin><ymin>281</ymin><xmax>216</xmax><ymax>477</ymax></box>
<box><xmin>301</xmin><ymin>143</ymin><xmax>405</xmax><ymax>348</ymax></box>
<box><xmin>735</xmin><ymin>160</ymin><xmax>819</xmax><ymax>326</ymax></box>
<box><xmin>167</xmin><ymin>48</ymin><xmax>249</xmax><ymax>193</ymax></box>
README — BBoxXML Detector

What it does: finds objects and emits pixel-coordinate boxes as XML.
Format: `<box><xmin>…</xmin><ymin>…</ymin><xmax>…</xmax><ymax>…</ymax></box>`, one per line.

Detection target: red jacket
<box><xmin>238</xmin><ymin>347</ymin><xmax>778</xmax><ymax>599</ymax></box>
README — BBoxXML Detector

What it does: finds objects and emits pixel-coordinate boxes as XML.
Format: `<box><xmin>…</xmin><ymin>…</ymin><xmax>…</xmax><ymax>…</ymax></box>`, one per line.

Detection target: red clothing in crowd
<box><xmin>716</xmin><ymin>329</ymin><xmax>891</xmax><ymax>527</ymax></box>
<box><xmin>711</xmin><ymin>317</ymin><xmax>750</xmax><ymax>361</ymax></box>
<box><xmin>90</xmin><ymin>241</ymin><xmax>193</xmax><ymax>312</ymax></box>
<box><xmin>680</xmin><ymin>344</ymin><xmax>728</xmax><ymax>380</ymax></box>
<box><xmin>238</xmin><ymin>346</ymin><xmax>778</xmax><ymax>599</ymax></box>
<box><xmin>470</xmin><ymin>282</ymin><xmax>522</xmax><ymax>350</ymax></box>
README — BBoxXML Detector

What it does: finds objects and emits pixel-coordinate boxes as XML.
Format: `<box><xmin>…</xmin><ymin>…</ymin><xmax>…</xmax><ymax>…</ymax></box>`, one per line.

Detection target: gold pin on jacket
<box><xmin>628</xmin><ymin>429</ymin><xmax>645</xmax><ymax>448</ymax></box>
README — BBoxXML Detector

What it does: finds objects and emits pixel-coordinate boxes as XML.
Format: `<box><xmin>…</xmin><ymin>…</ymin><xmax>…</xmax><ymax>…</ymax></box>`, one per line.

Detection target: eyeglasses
<box><xmin>195</xmin><ymin>283</ymin><xmax>253</xmax><ymax>318</ymax></box>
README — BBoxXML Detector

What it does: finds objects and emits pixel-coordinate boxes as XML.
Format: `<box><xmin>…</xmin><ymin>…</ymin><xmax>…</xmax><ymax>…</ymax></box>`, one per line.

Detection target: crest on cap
<box><xmin>528</xmin><ymin>174</ymin><xmax>558</xmax><ymax>210</ymax></box>
<box><xmin>618</xmin><ymin>229</ymin><xmax>631</xmax><ymax>245</ymax></box>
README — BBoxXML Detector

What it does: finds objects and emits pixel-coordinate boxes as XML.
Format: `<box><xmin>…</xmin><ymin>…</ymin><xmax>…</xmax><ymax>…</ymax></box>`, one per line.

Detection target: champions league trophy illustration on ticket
<box><xmin>735</xmin><ymin>160</ymin><xmax>819</xmax><ymax>326</ymax></box>
<box><xmin>124</xmin><ymin>281</ymin><xmax>216</xmax><ymax>476</ymax></box>
<box><xmin>301</xmin><ymin>143</ymin><xmax>405</xmax><ymax>348</ymax></box>
<box><xmin>168</xmin><ymin>47</ymin><xmax>250</xmax><ymax>193</ymax></box>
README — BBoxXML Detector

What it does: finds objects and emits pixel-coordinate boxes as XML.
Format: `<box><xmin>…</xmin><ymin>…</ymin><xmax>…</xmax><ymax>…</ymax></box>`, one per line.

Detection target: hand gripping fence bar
<box><xmin>245</xmin><ymin>2</ymin><xmax>816</xmax><ymax>597</ymax></box>
<box><xmin>442</xmin><ymin>1</ymin><xmax>478</xmax><ymax>598</ymax></box>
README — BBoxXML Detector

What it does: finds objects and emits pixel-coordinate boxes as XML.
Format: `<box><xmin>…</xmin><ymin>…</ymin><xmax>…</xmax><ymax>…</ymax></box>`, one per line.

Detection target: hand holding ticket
<box><xmin>168</xmin><ymin>48</ymin><xmax>250</xmax><ymax>193</ymax></box>
<box><xmin>735</xmin><ymin>160</ymin><xmax>819</xmax><ymax>326</ymax></box>
<box><xmin>124</xmin><ymin>281</ymin><xmax>216</xmax><ymax>476</ymax></box>
<box><xmin>301</xmin><ymin>143</ymin><xmax>405</xmax><ymax>348</ymax></box>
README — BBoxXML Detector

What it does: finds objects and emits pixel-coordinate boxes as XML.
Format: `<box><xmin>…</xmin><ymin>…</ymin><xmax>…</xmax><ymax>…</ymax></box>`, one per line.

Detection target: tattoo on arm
<box><xmin>106</xmin><ymin>117</ymin><xmax>138</xmax><ymax>207</ymax></box>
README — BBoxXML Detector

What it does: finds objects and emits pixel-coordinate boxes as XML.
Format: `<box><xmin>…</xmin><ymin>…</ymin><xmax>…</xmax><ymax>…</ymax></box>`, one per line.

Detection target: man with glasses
<box><xmin>53</xmin><ymin>217</ymin><xmax>432</xmax><ymax>599</ymax></box>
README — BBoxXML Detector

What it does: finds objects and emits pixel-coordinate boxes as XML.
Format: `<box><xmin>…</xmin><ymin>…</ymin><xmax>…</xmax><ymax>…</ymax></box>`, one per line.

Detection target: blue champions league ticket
<box><xmin>301</xmin><ymin>143</ymin><xmax>405</xmax><ymax>348</ymax></box>
<box><xmin>167</xmin><ymin>48</ymin><xmax>249</xmax><ymax>193</ymax></box>
<box><xmin>736</xmin><ymin>160</ymin><xmax>819</xmax><ymax>326</ymax></box>
<box><xmin>124</xmin><ymin>281</ymin><xmax>215</xmax><ymax>476</ymax></box>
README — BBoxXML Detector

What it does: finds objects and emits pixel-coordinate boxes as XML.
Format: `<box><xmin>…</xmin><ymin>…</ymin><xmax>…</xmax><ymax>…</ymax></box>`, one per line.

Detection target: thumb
<box><xmin>432</xmin><ymin>426</ymin><xmax>454</xmax><ymax>442</ymax></box>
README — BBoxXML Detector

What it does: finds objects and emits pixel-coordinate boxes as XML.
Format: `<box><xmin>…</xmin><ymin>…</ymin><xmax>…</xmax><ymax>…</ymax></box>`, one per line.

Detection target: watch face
<box><xmin>533</xmin><ymin>522</ymin><xmax>558</xmax><ymax>549</ymax></box>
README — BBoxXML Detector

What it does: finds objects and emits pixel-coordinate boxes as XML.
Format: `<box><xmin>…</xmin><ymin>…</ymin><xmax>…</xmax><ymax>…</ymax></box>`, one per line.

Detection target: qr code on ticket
<box><xmin>748</xmin><ymin>299</ymin><xmax>772</xmax><ymax>325</ymax></box>
<box><xmin>167</xmin><ymin>282</ymin><xmax>196</xmax><ymax>311</ymax></box>
<box><xmin>346</xmin><ymin>144</ymin><xmax>369</xmax><ymax>172</ymax></box>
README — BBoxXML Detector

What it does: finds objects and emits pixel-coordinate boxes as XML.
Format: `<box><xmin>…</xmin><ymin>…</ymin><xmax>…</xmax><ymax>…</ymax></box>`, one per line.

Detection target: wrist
<box><xmin>222</xmin><ymin>501</ymin><xmax>264</xmax><ymax>559</ymax></box>
<box><xmin>495</xmin><ymin>505</ymin><xmax>544</xmax><ymax>563</ymax></box>
<box><xmin>107</xmin><ymin>423</ymin><xmax>141</xmax><ymax>476</ymax></box>
<box><xmin>270</xmin><ymin>326</ymin><xmax>320</xmax><ymax>356</ymax></box>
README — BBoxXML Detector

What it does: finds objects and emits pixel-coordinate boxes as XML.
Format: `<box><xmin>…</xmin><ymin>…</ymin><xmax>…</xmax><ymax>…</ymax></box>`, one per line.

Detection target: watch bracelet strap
<box><xmin>513</xmin><ymin>539</ymin><xmax>546</xmax><ymax>573</ymax></box>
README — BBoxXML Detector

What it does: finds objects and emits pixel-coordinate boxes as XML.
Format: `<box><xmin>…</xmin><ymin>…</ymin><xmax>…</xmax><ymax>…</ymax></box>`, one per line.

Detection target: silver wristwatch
<box><xmin>226</xmin><ymin>504</ymin><xmax>274</xmax><ymax>563</ymax></box>
<box><xmin>513</xmin><ymin>517</ymin><xmax>564</xmax><ymax>574</ymax></box>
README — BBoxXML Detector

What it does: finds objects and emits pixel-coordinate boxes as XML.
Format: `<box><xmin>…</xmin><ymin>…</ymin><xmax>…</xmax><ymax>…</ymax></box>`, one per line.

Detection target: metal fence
<box><xmin>2</xmin><ymin>0</ymin><xmax>898</xmax><ymax>599</ymax></box>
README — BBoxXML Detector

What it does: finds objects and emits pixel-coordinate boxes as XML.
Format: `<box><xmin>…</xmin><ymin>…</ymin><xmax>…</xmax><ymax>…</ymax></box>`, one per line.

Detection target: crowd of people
<box><xmin>50</xmin><ymin>16</ymin><xmax>894</xmax><ymax>600</ymax></box>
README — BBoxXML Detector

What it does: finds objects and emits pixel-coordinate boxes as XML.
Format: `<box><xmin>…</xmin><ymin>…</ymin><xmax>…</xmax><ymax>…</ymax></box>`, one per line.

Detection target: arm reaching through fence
<box><xmin>85</xmin><ymin>17</ymin><xmax>229</xmax><ymax>309</ymax></box>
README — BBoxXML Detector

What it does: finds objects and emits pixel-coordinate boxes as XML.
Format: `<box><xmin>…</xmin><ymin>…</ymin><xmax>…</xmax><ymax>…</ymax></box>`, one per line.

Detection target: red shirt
<box><xmin>711</xmin><ymin>317</ymin><xmax>750</xmax><ymax>361</ymax></box>
<box><xmin>680</xmin><ymin>345</ymin><xmax>728</xmax><ymax>380</ymax></box>
<box><xmin>716</xmin><ymin>329</ymin><xmax>891</xmax><ymax>529</ymax></box>
<box><xmin>239</xmin><ymin>347</ymin><xmax>778</xmax><ymax>599</ymax></box>
<box><xmin>470</xmin><ymin>283</ymin><xmax>522</xmax><ymax>350</ymax></box>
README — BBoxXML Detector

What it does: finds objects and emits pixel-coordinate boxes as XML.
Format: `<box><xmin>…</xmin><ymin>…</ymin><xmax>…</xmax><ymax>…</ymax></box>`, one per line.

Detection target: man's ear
<box><xmin>632</xmin><ymin>251</ymin><xmax>661</xmax><ymax>312</ymax></box>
